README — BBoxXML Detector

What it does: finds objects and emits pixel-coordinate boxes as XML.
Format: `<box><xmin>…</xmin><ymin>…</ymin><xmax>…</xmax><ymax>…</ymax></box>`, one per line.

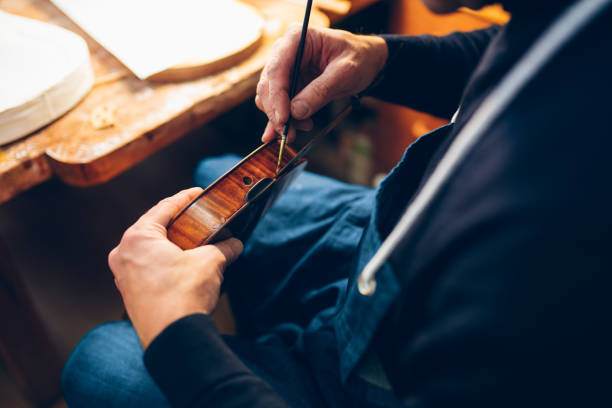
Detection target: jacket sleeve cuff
<box><xmin>143</xmin><ymin>313</ymin><xmax>255</xmax><ymax>407</ymax></box>
<box><xmin>364</xmin><ymin>34</ymin><xmax>426</xmax><ymax>100</ymax></box>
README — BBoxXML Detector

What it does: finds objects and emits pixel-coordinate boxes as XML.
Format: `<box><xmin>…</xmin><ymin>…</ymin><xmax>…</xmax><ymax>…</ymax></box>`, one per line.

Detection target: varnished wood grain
<box><xmin>168</xmin><ymin>139</ymin><xmax>301</xmax><ymax>249</ymax></box>
<box><xmin>0</xmin><ymin>0</ymin><xmax>329</xmax><ymax>204</ymax></box>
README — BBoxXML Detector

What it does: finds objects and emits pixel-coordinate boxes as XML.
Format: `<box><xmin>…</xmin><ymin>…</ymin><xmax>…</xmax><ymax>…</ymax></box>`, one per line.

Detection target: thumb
<box><xmin>213</xmin><ymin>238</ymin><xmax>244</xmax><ymax>265</ymax></box>
<box><xmin>290</xmin><ymin>64</ymin><xmax>345</xmax><ymax>120</ymax></box>
<box><xmin>139</xmin><ymin>187</ymin><xmax>203</xmax><ymax>229</ymax></box>
<box><xmin>188</xmin><ymin>238</ymin><xmax>244</xmax><ymax>267</ymax></box>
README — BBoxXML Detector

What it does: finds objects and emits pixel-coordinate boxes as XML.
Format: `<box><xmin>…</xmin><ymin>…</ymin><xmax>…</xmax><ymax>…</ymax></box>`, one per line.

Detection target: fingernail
<box><xmin>292</xmin><ymin>100</ymin><xmax>310</xmax><ymax>119</ymax></box>
<box><xmin>274</xmin><ymin>110</ymin><xmax>281</xmax><ymax>124</ymax></box>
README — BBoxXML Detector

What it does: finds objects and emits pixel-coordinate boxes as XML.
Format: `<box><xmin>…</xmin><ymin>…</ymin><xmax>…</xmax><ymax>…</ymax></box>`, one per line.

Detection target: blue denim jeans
<box><xmin>62</xmin><ymin>155</ymin><xmax>379</xmax><ymax>407</ymax></box>
<box><xmin>63</xmin><ymin>125</ymin><xmax>453</xmax><ymax>407</ymax></box>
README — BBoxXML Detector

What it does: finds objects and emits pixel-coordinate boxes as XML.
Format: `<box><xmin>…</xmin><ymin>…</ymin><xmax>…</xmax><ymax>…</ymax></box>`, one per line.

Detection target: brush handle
<box><xmin>282</xmin><ymin>0</ymin><xmax>313</xmax><ymax>136</ymax></box>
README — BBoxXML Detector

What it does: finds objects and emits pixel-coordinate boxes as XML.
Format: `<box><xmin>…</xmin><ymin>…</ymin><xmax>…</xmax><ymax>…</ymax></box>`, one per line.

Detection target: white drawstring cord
<box><xmin>358</xmin><ymin>0</ymin><xmax>611</xmax><ymax>295</ymax></box>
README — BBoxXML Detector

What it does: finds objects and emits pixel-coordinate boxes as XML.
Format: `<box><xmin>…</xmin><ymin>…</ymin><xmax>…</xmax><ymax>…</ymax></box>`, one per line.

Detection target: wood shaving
<box><xmin>91</xmin><ymin>104</ymin><xmax>116</xmax><ymax>129</ymax></box>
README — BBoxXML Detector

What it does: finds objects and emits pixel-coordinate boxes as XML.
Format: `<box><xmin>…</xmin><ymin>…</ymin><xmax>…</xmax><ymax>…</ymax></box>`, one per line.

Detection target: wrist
<box><xmin>352</xmin><ymin>34</ymin><xmax>388</xmax><ymax>95</ymax></box>
<box><xmin>137</xmin><ymin>301</ymin><xmax>212</xmax><ymax>350</ymax></box>
<box><xmin>361</xmin><ymin>34</ymin><xmax>389</xmax><ymax>74</ymax></box>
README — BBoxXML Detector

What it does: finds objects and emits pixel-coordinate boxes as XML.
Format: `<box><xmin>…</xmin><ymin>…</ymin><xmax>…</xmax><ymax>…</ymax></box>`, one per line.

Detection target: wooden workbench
<box><xmin>0</xmin><ymin>0</ymin><xmax>329</xmax><ymax>205</ymax></box>
<box><xmin>0</xmin><ymin>1</ymin><xmax>328</xmax><ymax>406</ymax></box>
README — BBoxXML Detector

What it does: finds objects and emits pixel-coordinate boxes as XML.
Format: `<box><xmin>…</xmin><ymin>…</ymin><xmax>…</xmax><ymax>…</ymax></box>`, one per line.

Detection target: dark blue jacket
<box><xmin>145</xmin><ymin>1</ymin><xmax>612</xmax><ymax>406</ymax></box>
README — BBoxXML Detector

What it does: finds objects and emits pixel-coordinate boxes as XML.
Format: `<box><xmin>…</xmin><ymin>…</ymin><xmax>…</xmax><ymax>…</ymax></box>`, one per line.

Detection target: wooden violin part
<box><xmin>167</xmin><ymin>140</ymin><xmax>306</xmax><ymax>250</ymax></box>
<box><xmin>0</xmin><ymin>11</ymin><xmax>93</xmax><ymax>145</ymax></box>
<box><xmin>51</xmin><ymin>0</ymin><xmax>264</xmax><ymax>81</ymax></box>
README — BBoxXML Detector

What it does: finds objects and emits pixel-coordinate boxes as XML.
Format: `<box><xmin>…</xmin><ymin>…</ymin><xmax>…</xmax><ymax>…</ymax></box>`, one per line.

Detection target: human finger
<box><xmin>261</xmin><ymin>121</ymin><xmax>298</xmax><ymax>144</ymax></box>
<box><xmin>260</xmin><ymin>25</ymin><xmax>304</xmax><ymax>128</ymax></box>
<box><xmin>256</xmin><ymin>78</ymin><xmax>275</xmax><ymax>122</ymax></box>
<box><xmin>255</xmin><ymin>94</ymin><xmax>263</xmax><ymax>111</ymax></box>
<box><xmin>188</xmin><ymin>238</ymin><xmax>244</xmax><ymax>268</ymax></box>
<box><xmin>212</xmin><ymin>238</ymin><xmax>243</xmax><ymax>264</ymax></box>
<box><xmin>108</xmin><ymin>246</ymin><xmax>119</xmax><ymax>274</ymax></box>
<box><xmin>290</xmin><ymin>64</ymin><xmax>349</xmax><ymax>121</ymax></box>
<box><xmin>261</xmin><ymin>121</ymin><xmax>277</xmax><ymax>143</ymax></box>
<box><xmin>139</xmin><ymin>187</ymin><xmax>203</xmax><ymax>229</ymax></box>
<box><xmin>282</xmin><ymin>125</ymin><xmax>297</xmax><ymax>144</ymax></box>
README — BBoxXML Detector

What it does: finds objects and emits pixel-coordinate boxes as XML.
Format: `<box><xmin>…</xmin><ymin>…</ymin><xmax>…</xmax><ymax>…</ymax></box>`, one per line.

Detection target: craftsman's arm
<box><xmin>108</xmin><ymin>188</ymin><xmax>289</xmax><ymax>408</ymax></box>
<box><xmin>257</xmin><ymin>25</ymin><xmax>500</xmax><ymax>143</ymax></box>
<box><xmin>375</xmin><ymin>28</ymin><xmax>612</xmax><ymax>403</ymax></box>
<box><xmin>144</xmin><ymin>314</ymin><xmax>290</xmax><ymax>408</ymax></box>
<box><xmin>369</xmin><ymin>26</ymin><xmax>501</xmax><ymax>119</ymax></box>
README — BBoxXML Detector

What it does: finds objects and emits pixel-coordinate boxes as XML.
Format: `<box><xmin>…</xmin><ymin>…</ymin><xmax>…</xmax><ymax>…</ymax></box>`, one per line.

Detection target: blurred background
<box><xmin>0</xmin><ymin>0</ymin><xmax>508</xmax><ymax>406</ymax></box>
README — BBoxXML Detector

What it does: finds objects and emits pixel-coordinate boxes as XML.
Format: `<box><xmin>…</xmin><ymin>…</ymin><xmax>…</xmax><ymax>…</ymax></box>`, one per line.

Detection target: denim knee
<box><xmin>62</xmin><ymin>321</ymin><xmax>169</xmax><ymax>408</ymax></box>
<box><xmin>193</xmin><ymin>154</ymin><xmax>241</xmax><ymax>188</ymax></box>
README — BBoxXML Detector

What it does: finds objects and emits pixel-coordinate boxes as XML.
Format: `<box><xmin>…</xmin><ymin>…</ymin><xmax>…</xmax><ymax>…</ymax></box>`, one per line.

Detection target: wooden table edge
<box><xmin>47</xmin><ymin>71</ymin><xmax>262</xmax><ymax>187</ymax></box>
<box><xmin>0</xmin><ymin>1</ymin><xmax>330</xmax><ymax>203</ymax></box>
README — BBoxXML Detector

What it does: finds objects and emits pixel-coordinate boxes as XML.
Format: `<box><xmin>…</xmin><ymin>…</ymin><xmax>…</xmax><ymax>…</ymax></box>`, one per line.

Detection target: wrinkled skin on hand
<box><xmin>109</xmin><ymin>187</ymin><xmax>243</xmax><ymax>349</ymax></box>
<box><xmin>256</xmin><ymin>25</ymin><xmax>388</xmax><ymax>143</ymax></box>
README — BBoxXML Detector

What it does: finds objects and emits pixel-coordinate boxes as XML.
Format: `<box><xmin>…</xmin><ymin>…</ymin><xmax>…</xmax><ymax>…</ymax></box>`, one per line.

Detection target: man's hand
<box><xmin>109</xmin><ymin>188</ymin><xmax>243</xmax><ymax>349</ymax></box>
<box><xmin>256</xmin><ymin>25</ymin><xmax>388</xmax><ymax>143</ymax></box>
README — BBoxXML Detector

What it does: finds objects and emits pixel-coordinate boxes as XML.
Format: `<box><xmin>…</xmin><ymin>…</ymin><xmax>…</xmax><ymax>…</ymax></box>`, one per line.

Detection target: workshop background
<box><xmin>0</xmin><ymin>1</ymin><xmax>507</xmax><ymax>406</ymax></box>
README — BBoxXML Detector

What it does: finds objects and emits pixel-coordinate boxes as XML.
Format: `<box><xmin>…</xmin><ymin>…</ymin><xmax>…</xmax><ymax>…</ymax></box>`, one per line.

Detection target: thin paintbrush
<box><xmin>276</xmin><ymin>0</ymin><xmax>313</xmax><ymax>174</ymax></box>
